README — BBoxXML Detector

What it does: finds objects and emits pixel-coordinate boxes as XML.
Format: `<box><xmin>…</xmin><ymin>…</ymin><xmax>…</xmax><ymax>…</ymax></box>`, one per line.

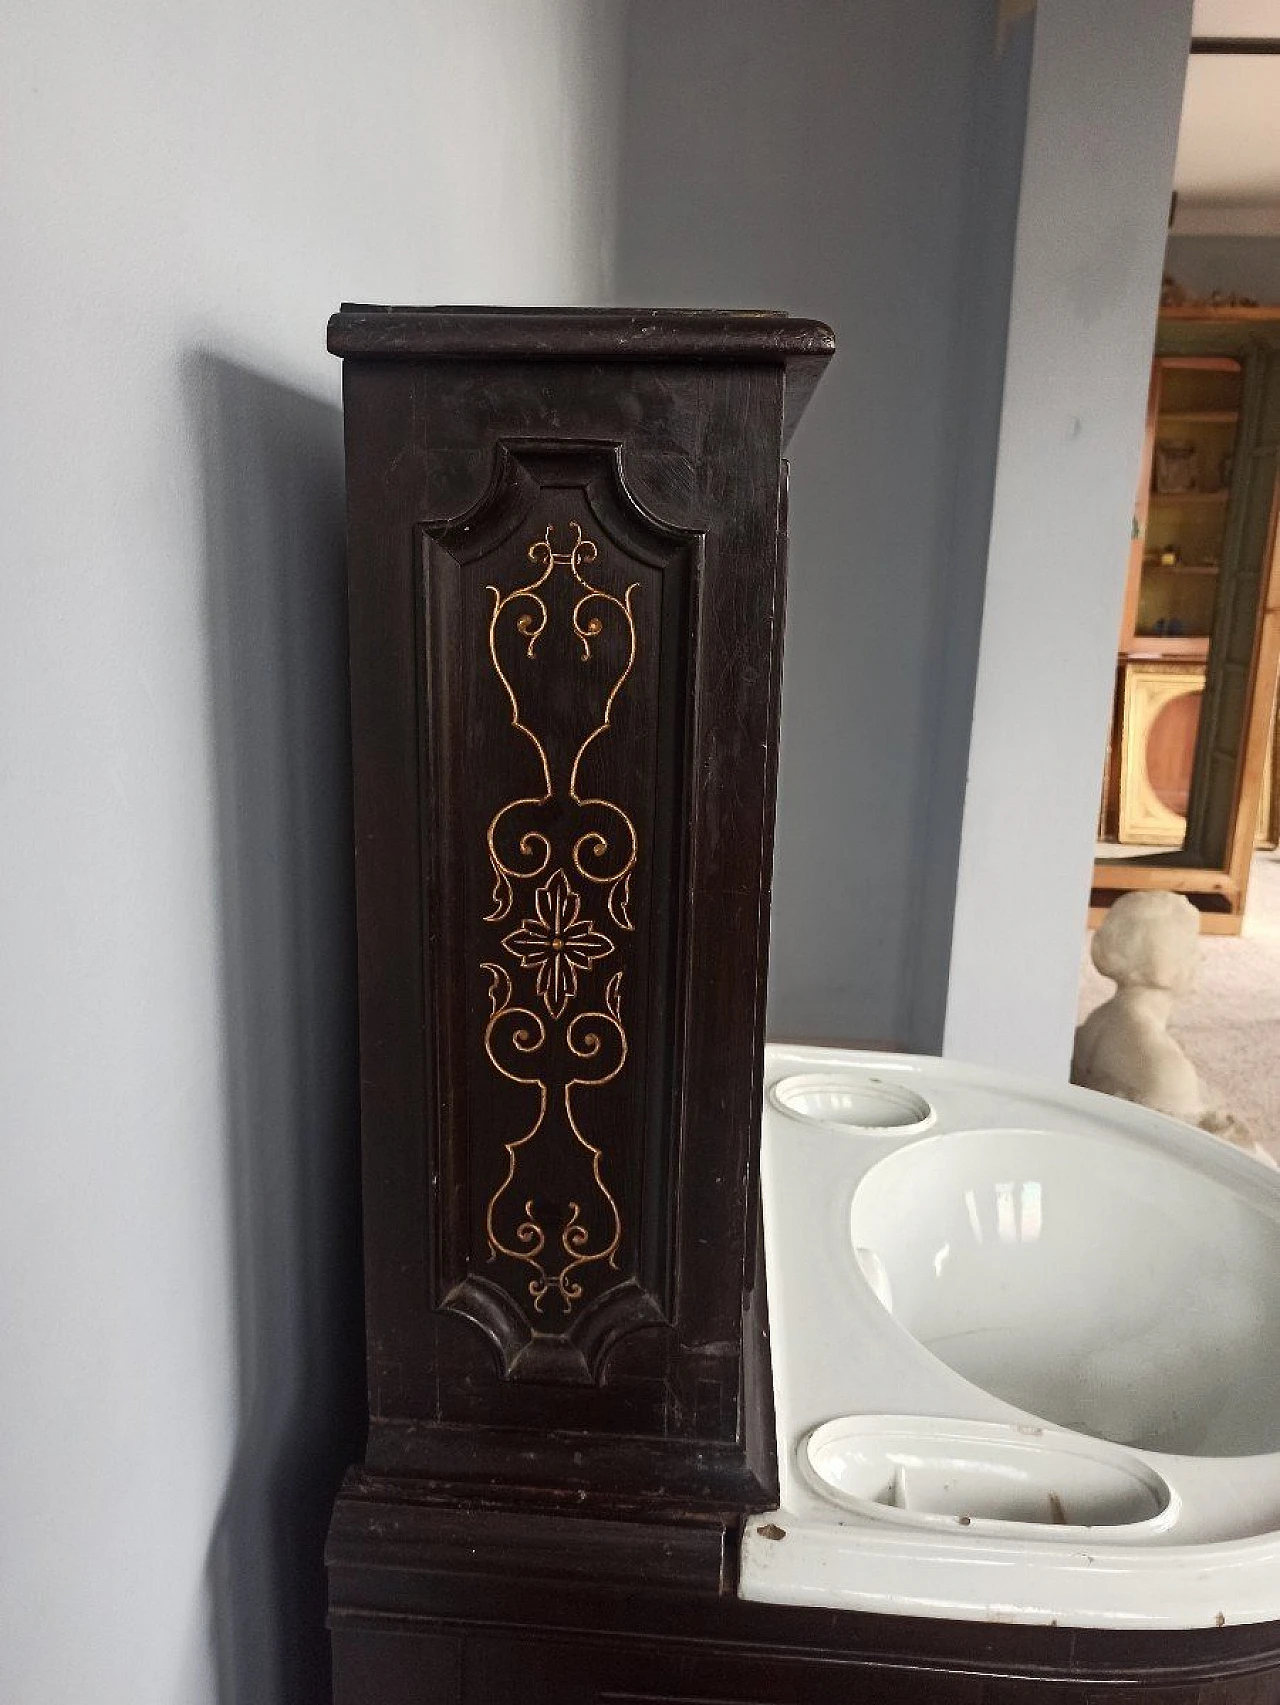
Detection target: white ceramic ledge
<box><xmin>742</xmin><ymin>1045</ymin><xmax>1280</xmax><ymax>1629</ymax></box>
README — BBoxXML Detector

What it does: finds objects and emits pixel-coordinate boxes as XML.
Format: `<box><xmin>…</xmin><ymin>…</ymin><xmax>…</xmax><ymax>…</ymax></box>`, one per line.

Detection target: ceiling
<box><xmin>1173</xmin><ymin>0</ymin><xmax>1280</xmax><ymax>231</ymax></box>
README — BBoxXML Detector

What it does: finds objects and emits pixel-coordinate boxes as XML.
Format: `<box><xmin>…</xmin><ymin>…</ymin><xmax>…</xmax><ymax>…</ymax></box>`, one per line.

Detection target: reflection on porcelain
<box><xmin>740</xmin><ymin>1045</ymin><xmax>1280</xmax><ymax>1630</ymax></box>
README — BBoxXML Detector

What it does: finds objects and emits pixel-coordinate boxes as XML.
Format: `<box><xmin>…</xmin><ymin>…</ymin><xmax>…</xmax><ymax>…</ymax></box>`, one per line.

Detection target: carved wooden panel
<box><xmin>419</xmin><ymin>443</ymin><xmax>700</xmax><ymax>1383</ymax></box>
<box><xmin>1117</xmin><ymin>660</ymin><xmax>1204</xmax><ymax>845</ymax></box>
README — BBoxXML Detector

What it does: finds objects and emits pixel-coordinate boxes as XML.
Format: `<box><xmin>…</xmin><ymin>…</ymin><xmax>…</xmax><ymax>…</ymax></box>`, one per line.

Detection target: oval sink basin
<box><xmin>849</xmin><ymin>1127</ymin><xmax>1280</xmax><ymax>1455</ymax></box>
<box><xmin>803</xmin><ymin>1415</ymin><xmax>1175</xmax><ymax>1539</ymax></box>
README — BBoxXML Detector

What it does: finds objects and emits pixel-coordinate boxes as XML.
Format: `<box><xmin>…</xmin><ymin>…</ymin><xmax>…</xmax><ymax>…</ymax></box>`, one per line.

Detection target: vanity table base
<box><xmin>328</xmin><ymin>1512</ymin><xmax>1280</xmax><ymax>1704</ymax></box>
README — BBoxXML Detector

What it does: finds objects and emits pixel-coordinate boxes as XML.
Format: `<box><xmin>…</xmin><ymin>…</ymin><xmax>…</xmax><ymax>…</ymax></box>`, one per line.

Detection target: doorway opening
<box><xmin>1080</xmin><ymin>10</ymin><xmax>1280</xmax><ymax>1160</ymax></box>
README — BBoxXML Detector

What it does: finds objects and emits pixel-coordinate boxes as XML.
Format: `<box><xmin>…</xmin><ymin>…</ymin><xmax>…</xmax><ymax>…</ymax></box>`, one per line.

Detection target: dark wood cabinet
<box><xmin>326</xmin><ymin>306</ymin><xmax>1280</xmax><ymax>1703</ymax></box>
<box><xmin>326</xmin><ymin>306</ymin><xmax>832</xmax><ymax>1595</ymax></box>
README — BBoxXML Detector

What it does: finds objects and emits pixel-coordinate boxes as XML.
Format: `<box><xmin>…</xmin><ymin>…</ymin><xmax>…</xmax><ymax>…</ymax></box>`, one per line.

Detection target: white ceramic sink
<box><xmin>740</xmin><ymin>1045</ymin><xmax>1280</xmax><ymax>1630</ymax></box>
<box><xmin>849</xmin><ymin>1125</ymin><xmax>1280</xmax><ymax>1456</ymax></box>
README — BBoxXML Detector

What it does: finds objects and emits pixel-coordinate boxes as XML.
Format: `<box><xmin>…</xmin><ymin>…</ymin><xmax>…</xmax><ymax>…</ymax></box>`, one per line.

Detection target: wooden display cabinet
<box><xmin>1111</xmin><ymin>355</ymin><xmax>1241</xmax><ymax>853</ymax></box>
<box><xmin>1093</xmin><ymin>311</ymin><xmax>1280</xmax><ymax>931</ymax></box>
<box><xmin>1122</xmin><ymin>354</ymin><xmax>1241</xmax><ymax>665</ymax></box>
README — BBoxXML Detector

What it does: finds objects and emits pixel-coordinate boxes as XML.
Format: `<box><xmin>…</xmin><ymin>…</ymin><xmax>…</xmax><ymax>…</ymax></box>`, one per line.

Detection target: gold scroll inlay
<box><xmin>481</xmin><ymin>523</ymin><xmax>638</xmax><ymax>1314</ymax></box>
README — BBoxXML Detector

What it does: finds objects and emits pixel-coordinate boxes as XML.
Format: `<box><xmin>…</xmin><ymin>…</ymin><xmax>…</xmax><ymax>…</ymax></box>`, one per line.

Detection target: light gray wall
<box><xmin>0</xmin><ymin>5</ymin><xmax>624</xmax><ymax>1702</ymax></box>
<box><xmin>615</xmin><ymin>0</ymin><xmax>1031</xmax><ymax>1048</ymax></box>
<box><xmin>944</xmin><ymin>0</ymin><xmax>1193</xmax><ymax>1079</ymax></box>
<box><xmin>1165</xmin><ymin>234</ymin><xmax>1280</xmax><ymax>303</ymax></box>
<box><xmin>908</xmin><ymin>10</ymin><xmax>1035</xmax><ymax>1048</ymax></box>
<box><xmin>0</xmin><ymin>2</ymin><xmax>1203</xmax><ymax>1695</ymax></box>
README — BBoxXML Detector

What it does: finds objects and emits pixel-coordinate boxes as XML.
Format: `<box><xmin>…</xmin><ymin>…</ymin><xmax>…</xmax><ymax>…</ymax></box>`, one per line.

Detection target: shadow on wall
<box><xmin>185</xmin><ymin>353</ymin><xmax>365</xmax><ymax>1705</ymax></box>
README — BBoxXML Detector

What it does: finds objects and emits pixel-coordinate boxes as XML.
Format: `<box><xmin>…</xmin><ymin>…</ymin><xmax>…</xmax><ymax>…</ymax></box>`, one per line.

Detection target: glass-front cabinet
<box><xmin>1093</xmin><ymin>311</ymin><xmax>1280</xmax><ymax>934</ymax></box>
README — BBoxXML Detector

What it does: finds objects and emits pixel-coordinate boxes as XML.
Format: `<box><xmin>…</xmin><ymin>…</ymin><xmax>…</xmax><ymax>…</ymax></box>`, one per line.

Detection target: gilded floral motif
<box><xmin>501</xmin><ymin>868</ymin><xmax>614</xmax><ymax>1020</ymax></box>
<box><xmin>480</xmin><ymin>522</ymin><xmax>638</xmax><ymax>1315</ymax></box>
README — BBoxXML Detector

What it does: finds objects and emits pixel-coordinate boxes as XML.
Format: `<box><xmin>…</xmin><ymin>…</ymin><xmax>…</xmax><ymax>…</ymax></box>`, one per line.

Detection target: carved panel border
<box><xmin>417</xmin><ymin>442</ymin><xmax>702</xmax><ymax>1382</ymax></box>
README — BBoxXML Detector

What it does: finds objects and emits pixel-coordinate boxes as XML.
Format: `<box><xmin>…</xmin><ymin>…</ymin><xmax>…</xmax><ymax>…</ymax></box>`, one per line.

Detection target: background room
<box><xmin>1080</xmin><ymin>13</ymin><xmax>1280</xmax><ymax>1157</ymax></box>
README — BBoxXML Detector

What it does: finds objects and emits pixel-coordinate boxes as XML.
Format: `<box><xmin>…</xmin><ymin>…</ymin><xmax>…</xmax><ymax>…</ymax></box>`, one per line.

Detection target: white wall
<box><xmin>944</xmin><ymin>0</ymin><xmax>1193</xmax><ymax>1078</ymax></box>
<box><xmin>0</xmin><ymin>5</ymin><xmax>624</xmax><ymax>1703</ymax></box>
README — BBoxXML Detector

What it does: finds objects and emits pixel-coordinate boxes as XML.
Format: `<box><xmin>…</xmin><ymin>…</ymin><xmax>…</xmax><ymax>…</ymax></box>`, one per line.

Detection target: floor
<box><xmin>1078</xmin><ymin>852</ymin><xmax>1280</xmax><ymax>1160</ymax></box>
